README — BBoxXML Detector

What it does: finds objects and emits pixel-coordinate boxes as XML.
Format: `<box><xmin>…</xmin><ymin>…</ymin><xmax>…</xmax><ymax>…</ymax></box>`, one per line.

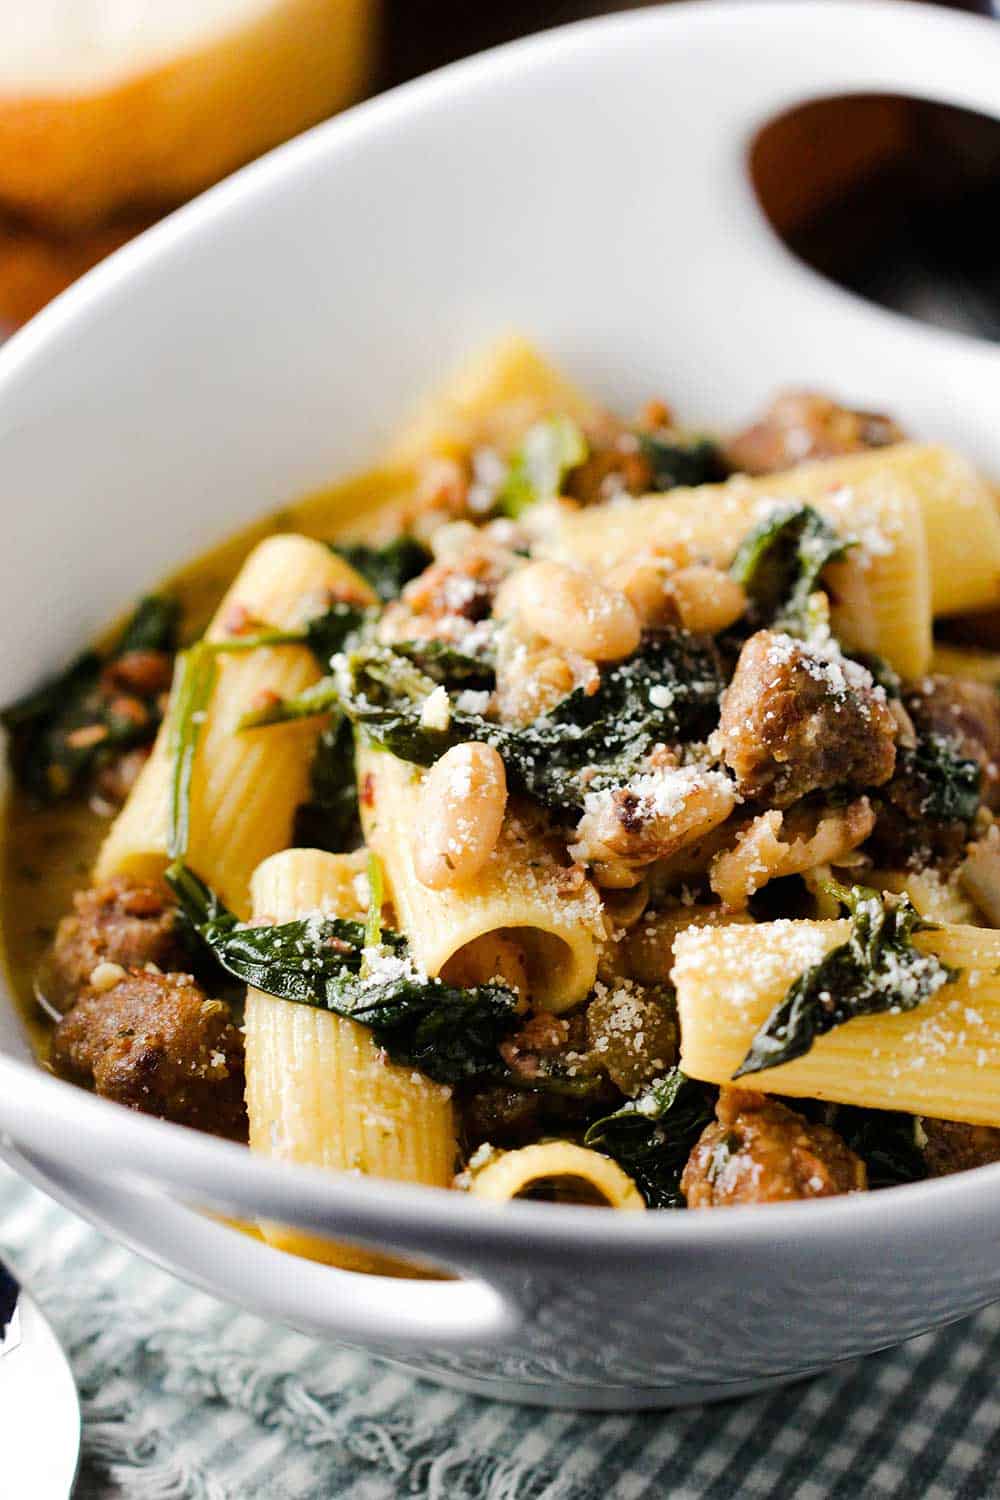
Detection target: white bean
<box><xmin>415</xmin><ymin>742</ymin><xmax>508</xmax><ymax>890</ymax></box>
<box><xmin>496</xmin><ymin>560</ymin><xmax>640</xmax><ymax>661</ymax></box>
<box><xmin>667</xmin><ymin>565</ymin><xmax>746</xmax><ymax>635</ymax></box>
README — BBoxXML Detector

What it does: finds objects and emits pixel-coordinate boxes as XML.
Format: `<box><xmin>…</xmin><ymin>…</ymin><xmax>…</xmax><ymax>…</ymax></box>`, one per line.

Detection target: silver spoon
<box><xmin>1</xmin><ymin>1255</ymin><xmax>81</xmax><ymax>1498</ymax></box>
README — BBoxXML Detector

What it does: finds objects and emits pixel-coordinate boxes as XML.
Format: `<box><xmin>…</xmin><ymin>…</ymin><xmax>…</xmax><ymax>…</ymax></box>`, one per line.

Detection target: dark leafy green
<box><xmin>393</xmin><ymin>638</ymin><xmax>497</xmax><ymax>691</ymax></box>
<box><xmin>333</xmin><ymin>538</ymin><xmax>431</xmax><ymax>601</ymax></box>
<box><xmin>830</xmin><ymin>1106</ymin><xmax>928</xmax><ymax>1188</ymax></box>
<box><xmin>300</xmin><ymin>602</ymin><xmax>371</xmax><ymax>666</ymax></box>
<box><xmin>336</xmin><ymin>629</ymin><xmax>723</xmax><ymax>813</ymax></box>
<box><xmin>639</xmin><ymin>434</ymin><xmax>727</xmax><ymax>491</ymax></box>
<box><xmin>2</xmin><ymin>594</ymin><xmax>179</xmax><ymax>802</ymax></box>
<box><xmin>901</xmin><ymin>734</ymin><xmax>981</xmax><ymax>824</ymax></box>
<box><xmin>166</xmin><ymin>862</ymin><xmax>521</xmax><ymax>1084</ymax></box>
<box><xmin>213</xmin><ymin>602</ymin><xmax>369</xmax><ymax>672</ymax></box>
<box><xmin>239</xmin><ymin>637</ymin><xmax>497</xmax><ymax>732</ymax></box>
<box><xmin>495</xmin><ymin>416</ymin><xmax>588</xmax><ymax>518</ymax></box>
<box><xmin>292</xmin><ymin>713</ymin><xmax>360</xmax><ymax>852</ymax></box>
<box><xmin>730</xmin><ymin>503</ymin><xmax>852</xmax><ymax>636</ymax></box>
<box><xmin>734</xmin><ymin>882</ymin><xmax>958</xmax><ymax>1078</ymax></box>
<box><xmin>114</xmin><ymin>595</ymin><xmax>181</xmax><ymax>655</ymax></box>
<box><xmin>584</xmin><ymin>1069</ymin><xmax>717</xmax><ymax>1208</ymax></box>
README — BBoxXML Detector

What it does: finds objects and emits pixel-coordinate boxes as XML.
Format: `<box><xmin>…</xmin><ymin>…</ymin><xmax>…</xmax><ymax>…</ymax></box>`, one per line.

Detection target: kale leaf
<box><xmin>495</xmin><ymin>416</ymin><xmax>588</xmax><ymax>518</ymax></box>
<box><xmin>730</xmin><ymin>503</ymin><xmax>851</xmax><ymax>636</ymax></box>
<box><xmin>639</xmin><ymin>434</ymin><xmax>727</xmax><ymax>491</ymax></box>
<box><xmin>301</xmin><ymin>602</ymin><xmax>371</xmax><ymax>667</ymax></box>
<box><xmin>734</xmin><ymin>882</ymin><xmax>958</xmax><ymax>1079</ymax></box>
<box><xmin>584</xmin><ymin>1069</ymin><xmax>717</xmax><ymax>1208</ymax></box>
<box><xmin>293</xmin><ymin>713</ymin><xmax>361</xmax><ymax>852</ymax></box>
<box><xmin>392</xmin><ymin>638</ymin><xmax>497</xmax><ymax>691</ymax></box>
<box><xmin>2</xmin><ymin>594</ymin><xmax>180</xmax><ymax>802</ymax></box>
<box><xmin>901</xmin><ymin>734</ymin><xmax>981</xmax><ymax>824</ymax></box>
<box><xmin>166</xmin><ymin>862</ymin><xmax>521</xmax><ymax>1084</ymax></box>
<box><xmin>336</xmin><ymin>629</ymin><xmax>723</xmax><ymax>813</ymax></box>
<box><xmin>333</xmin><ymin>538</ymin><xmax>431</xmax><ymax>601</ymax></box>
<box><xmin>829</xmin><ymin>1106</ymin><xmax>928</xmax><ymax>1188</ymax></box>
<box><xmin>114</xmin><ymin>595</ymin><xmax>181</xmax><ymax>654</ymax></box>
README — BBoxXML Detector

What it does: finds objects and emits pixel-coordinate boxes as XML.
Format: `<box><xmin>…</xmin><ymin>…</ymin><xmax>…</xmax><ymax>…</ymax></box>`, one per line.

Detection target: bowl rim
<box><xmin>3</xmin><ymin>0</ymin><xmax>1000</xmax><ymax>1261</ymax></box>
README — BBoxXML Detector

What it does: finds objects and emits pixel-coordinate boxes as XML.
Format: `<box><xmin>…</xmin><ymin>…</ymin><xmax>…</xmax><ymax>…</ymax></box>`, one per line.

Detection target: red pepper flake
<box><xmin>361</xmin><ymin>771</ymin><xmax>376</xmax><ymax>808</ymax></box>
<box><xmin>222</xmin><ymin>601</ymin><xmax>254</xmax><ymax>635</ymax></box>
<box><xmin>327</xmin><ymin>583</ymin><xmax>368</xmax><ymax>607</ymax></box>
<box><xmin>249</xmin><ymin>687</ymin><xmax>282</xmax><ymax>712</ymax></box>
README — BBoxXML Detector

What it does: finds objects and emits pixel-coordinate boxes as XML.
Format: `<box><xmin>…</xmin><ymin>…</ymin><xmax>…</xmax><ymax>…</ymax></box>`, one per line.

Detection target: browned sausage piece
<box><xmin>50</xmin><ymin>877</ymin><xmax>188</xmax><ymax>1005</ymax></box>
<box><xmin>585</xmin><ymin>980</ymin><xmax>679</xmax><ymax>1097</ymax></box>
<box><xmin>681</xmin><ymin>1088</ymin><xmax>867</xmax><ymax>1207</ymax></box>
<box><xmin>52</xmin><ymin>970</ymin><xmax>246</xmax><ymax>1139</ymax></box>
<box><xmin>719</xmin><ymin>630</ymin><xmax>897</xmax><ymax>807</ymax></box>
<box><xmin>907</xmin><ymin>676</ymin><xmax>1000</xmax><ymax>812</ymax></box>
<box><xmin>725</xmin><ymin>391</ymin><xmax>903</xmax><ymax>476</ymax></box>
<box><xmin>921</xmin><ymin>1119</ymin><xmax>1000</xmax><ymax>1178</ymax></box>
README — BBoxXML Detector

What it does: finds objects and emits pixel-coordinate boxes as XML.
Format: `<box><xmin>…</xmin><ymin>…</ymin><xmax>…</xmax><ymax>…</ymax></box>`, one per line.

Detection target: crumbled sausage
<box><xmin>100</xmin><ymin>648</ymin><xmax>174</xmax><ymax>699</ymax></box>
<box><xmin>726</xmin><ymin>391</ymin><xmax>903</xmax><ymax>476</ymax></box>
<box><xmin>681</xmin><ymin>1088</ymin><xmax>867</xmax><ymax>1206</ymax></box>
<box><xmin>565</xmin><ymin>421</ymin><xmax>653</xmax><ymax>505</ymax></box>
<box><xmin>718</xmin><ymin>630</ymin><xmax>897</xmax><ymax>807</ymax></box>
<box><xmin>460</xmin><ymin>1085</ymin><xmax>544</xmax><ymax>1148</ymax></box>
<box><xmin>52</xmin><ymin>970</ymin><xmax>247</xmax><ymax>1139</ymax></box>
<box><xmin>499</xmin><ymin>1010</ymin><xmax>588</xmax><ymax>1082</ymax></box>
<box><xmin>460</xmin><ymin>1006</ymin><xmax>619</xmax><ymax>1150</ymax></box>
<box><xmin>907</xmin><ymin>676</ymin><xmax>1000</xmax><ymax>811</ymax></box>
<box><xmin>92</xmin><ymin>745</ymin><xmax>152</xmax><ymax>811</ymax></box>
<box><xmin>921</xmin><ymin>1118</ymin><xmax>1000</xmax><ymax>1178</ymax></box>
<box><xmin>50</xmin><ymin>878</ymin><xmax>188</xmax><ymax>1007</ymax></box>
<box><xmin>402</xmin><ymin>552</ymin><xmax>498</xmax><ymax>624</ymax></box>
<box><xmin>585</xmin><ymin>980</ymin><xmax>678</xmax><ymax>1096</ymax></box>
<box><xmin>869</xmin><ymin>676</ymin><xmax>999</xmax><ymax>870</ymax></box>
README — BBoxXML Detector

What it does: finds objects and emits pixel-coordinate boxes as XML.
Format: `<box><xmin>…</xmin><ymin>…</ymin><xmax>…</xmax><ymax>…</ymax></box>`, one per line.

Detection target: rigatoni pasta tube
<box><xmin>553</xmin><ymin>454</ymin><xmax>933</xmax><ymax>678</ymax></box>
<box><xmin>358</xmin><ymin>743</ymin><xmax>604</xmax><ymax>1011</ymax></box>
<box><xmin>468</xmin><ymin>1142</ymin><xmax>646</xmax><ymax>1210</ymax></box>
<box><xmin>555</xmin><ymin>442</ymin><xmax>1000</xmax><ymax>620</ymax></box>
<box><xmin>95</xmin><ymin>535</ymin><xmax>376</xmax><ymax>915</ymax></box>
<box><xmin>674</xmin><ymin>920</ymin><xmax>1000</xmax><ymax>1126</ymax></box>
<box><xmin>388</xmin><ymin>333</ymin><xmax>600</xmax><ymax>464</ymax></box>
<box><xmin>245</xmin><ymin>848</ymin><xmax>457</xmax><ymax>1271</ymax></box>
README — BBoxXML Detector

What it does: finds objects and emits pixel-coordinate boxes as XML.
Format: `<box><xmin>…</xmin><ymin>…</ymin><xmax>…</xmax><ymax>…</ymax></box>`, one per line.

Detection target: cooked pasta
<box><xmin>358</xmin><ymin>742</ymin><xmax>604</xmax><ymax>1011</ymax></box>
<box><xmin>554</xmin><ymin>440</ymin><xmax>1000</xmax><ymax>620</ymax></box>
<box><xmin>467</xmin><ymin>1141</ymin><xmax>646</xmax><ymax>1209</ymax></box>
<box><xmin>388</xmin><ymin>332</ymin><xmax>600</xmax><ymax>465</ymax></box>
<box><xmin>244</xmin><ymin>847</ymin><xmax>456</xmax><ymax>1271</ymax></box>
<box><xmin>6</xmin><ymin>335</ymin><xmax>1000</xmax><ymax>1249</ymax></box>
<box><xmin>552</xmin><ymin>456</ymin><xmax>934</xmax><ymax>676</ymax></box>
<box><xmin>674</xmin><ymin>921</ymin><xmax>1000</xmax><ymax>1127</ymax></box>
<box><xmin>95</xmin><ymin>535</ymin><xmax>376</xmax><ymax>914</ymax></box>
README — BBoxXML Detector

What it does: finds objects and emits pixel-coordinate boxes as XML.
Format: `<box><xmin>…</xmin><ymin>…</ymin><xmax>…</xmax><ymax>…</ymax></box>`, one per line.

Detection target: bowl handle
<box><xmin>3</xmin><ymin>1139</ymin><xmax>523</xmax><ymax>1350</ymax></box>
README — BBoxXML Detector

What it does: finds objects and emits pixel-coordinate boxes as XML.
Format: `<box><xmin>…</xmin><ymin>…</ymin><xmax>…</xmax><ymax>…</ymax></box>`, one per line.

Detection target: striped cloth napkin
<box><xmin>1</xmin><ymin>1162</ymin><xmax>998</xmax><ymax>1500</ymax></box>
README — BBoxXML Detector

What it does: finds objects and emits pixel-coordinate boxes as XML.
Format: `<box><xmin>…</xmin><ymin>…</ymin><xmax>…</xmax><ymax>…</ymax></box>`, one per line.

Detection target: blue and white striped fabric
<box><xmin>2</xmin><ymin>1162</ymin><xmax>999</xmax><ymax>1500</ymax></box>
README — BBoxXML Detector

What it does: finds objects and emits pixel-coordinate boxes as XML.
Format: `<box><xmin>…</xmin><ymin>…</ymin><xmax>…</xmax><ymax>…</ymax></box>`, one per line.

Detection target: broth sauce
<box><xmin>0</xmin><ymin>464</ymin><xmax>416</xmax><ymax>1058</ymax></box>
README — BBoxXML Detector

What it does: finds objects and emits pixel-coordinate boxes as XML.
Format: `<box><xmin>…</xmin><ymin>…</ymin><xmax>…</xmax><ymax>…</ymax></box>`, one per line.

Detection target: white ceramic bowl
<box><xmin>3</xmin><ymin>0</ymin><xmax>1000</xmax><ymax>1411</ymax></box>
